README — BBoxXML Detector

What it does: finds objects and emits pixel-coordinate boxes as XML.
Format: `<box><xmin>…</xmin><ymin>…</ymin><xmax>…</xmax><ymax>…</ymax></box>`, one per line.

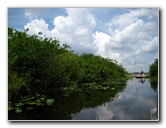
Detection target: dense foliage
<box><xmin>8</xmin><ymin>27</ymin><xmax>127</xmax><ymax>102</ymax></box>
<box><xmin>149</xmin><ymin>59</ymin><xmax>158</xmax><ymax>77</ymax></box>
<box><xmin>149</xmin><ymin>59</ymin><xmax>158</xmax><ymax>90</ymax></box>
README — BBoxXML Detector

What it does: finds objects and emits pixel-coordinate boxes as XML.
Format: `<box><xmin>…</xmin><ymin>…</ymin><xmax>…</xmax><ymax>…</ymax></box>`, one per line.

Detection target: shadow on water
<box><xmin>8</xmin><ymin>81</ymin><xmax>127</xmax><ymax>120</ymax></box>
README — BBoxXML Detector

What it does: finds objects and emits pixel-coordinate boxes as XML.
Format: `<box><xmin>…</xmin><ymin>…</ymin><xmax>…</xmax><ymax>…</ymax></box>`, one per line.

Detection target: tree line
<box><xmin>149</xmin><ymin>58</ymin><xmax>158</xmax><ymax>77</ymax></box>
<box><xmin>8</xmin><ymin>27</ymin><xmax>128</xmax><ymax>101</ymax></box>
<box><xmin>149</xmin><ymin>58</ymin><xmax>158</xmax><ymax>88</ymax></box>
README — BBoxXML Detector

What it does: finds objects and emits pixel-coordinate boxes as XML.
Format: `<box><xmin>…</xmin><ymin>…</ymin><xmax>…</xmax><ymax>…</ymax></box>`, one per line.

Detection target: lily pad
<box><xmin>20</xmin><ymin>96</ymin><xmax>34</xmax><ymax>102</ymax></box>
<box><xmin>15</xmin><ymin>102</ymin><xmax>24</xmax><ymax>107</ymax></box>
<box><xmin>46</xmin><ymin>99</ymin><xmax>54</xmax><ymax>106</ymax></box>
<box><xmin>39</xmin><ymin>98</ymin><xmax>45</xmax><ymax>101</ymax></box>
<box><xmin>26</xmin><ymin>101</ymin><xmax>36</xmax><ymax>105</ymax></box>
<box><xmin>8</xmin><ymin>105</ymin><xmax>14</xmax><ymax>111</ymax></box>
<box><xmin>36</xmin><ymin>103</ymin><xmax>42</xmax><ymax>106</ymax></box>
<box><xmin>15</xmin><ymin>108</ymin><xmax>22</xmax><ymax>113</ymax></box>
<box><xmin>27</xmin><ymin>107</ymin><xmax>34</xmax><ymax>110</ymax></box>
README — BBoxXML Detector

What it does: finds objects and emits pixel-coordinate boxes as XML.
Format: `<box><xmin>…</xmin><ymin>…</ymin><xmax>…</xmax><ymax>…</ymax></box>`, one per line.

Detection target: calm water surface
<box><xmin>9</xmin><ymin>78</ymin><xmax>158</xmax><ymax>120</ymax></box>
<box><xmin>72</xmin><ymin>78</ymin><xmax>158</xmax><ymax>120</ymax></box>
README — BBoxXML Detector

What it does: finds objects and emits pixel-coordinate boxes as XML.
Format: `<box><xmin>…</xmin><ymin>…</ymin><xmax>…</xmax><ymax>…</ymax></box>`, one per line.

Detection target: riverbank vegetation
<box><xmin>8</xmin><ymin>27</ymin><xmax>128</xmax><ymax>111</ymax></box>
<box><xmin>149</xmin><ymin>58</ymin><xmax>158</xmax><ymax>90</ymax></box>
<box><xmin>149</xmin><ymin>58</ymin><xmax>158</xmax><ymax>78</ymax></box>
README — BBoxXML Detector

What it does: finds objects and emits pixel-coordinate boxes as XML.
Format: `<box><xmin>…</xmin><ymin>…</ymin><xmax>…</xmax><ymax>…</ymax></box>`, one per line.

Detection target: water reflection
<box><xmin>138</xmin><ymin>78</ymin><xmax>146</xmax><ymax>84</ymax></box>
<box><xmin>72</xmin><ymin>103</ymin><xmax>115</xmax><ymax>120</ymax></box>
<box><xmin>72</xmin><ymin>78</ymin><xmax>158</xmax><ymax>120</ymax></box>
<box><xmin>150</xmin><ymin>78</ymin><xmax>158</xmax><ymax>92</ymax></box>
<box><xmin>9</xmin><ymin>81</ymin><xmax>127</xmax><ymax>120</ymax></box>
<box><xmin>8</xmin><ymin>78</ymin><xmax>158</xmax><ymax>120</ymax></box>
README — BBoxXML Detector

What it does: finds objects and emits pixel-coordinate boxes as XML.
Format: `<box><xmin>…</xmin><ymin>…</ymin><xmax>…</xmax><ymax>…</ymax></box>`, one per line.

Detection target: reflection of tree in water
<box><xmin>150</xmin><ymin>78</ymin><xmax>158</xmax><ymax>92</ymax></box>
<box><xmin>9</xmin><ymin>81</ymin><xmax>127</xmax><ymax>120</ymax></box>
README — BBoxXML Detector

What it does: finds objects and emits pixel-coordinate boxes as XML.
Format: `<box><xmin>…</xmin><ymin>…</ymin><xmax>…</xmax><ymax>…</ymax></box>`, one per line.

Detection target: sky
<box><xmin>8</xmin><ymin>8</ymin><xmax>159</xmax><ymax>73</ymax></box>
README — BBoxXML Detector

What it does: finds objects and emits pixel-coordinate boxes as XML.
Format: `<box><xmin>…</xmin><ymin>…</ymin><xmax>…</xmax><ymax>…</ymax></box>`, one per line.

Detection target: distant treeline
<box><xmin>8</xmin><ymin>27</ymin><xmax>128</xmax><ymax>100</ymax></box>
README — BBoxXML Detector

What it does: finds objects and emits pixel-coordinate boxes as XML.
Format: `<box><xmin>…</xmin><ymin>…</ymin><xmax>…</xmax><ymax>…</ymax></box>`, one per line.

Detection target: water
<box><xmin>72</xmin><ymin>78</ymin><xmax>158</xmax><ymax>120</ymax></box>
<box><xmin>8</xmin><ymin>78</ymin><xmax>158</xmax><ymax>120</ymax></box>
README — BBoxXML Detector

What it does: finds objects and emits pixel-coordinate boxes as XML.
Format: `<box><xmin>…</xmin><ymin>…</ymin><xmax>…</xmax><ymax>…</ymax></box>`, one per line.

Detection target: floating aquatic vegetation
<box><xmin>8</xmin><ymin>101</ymin><xmax>14</xmax><ymax>111</ymax></box>
<box><xmin>15</xmin><ymin>108</ymin><xmax>22</xmax><ymax>113</ymax></box>
<box><xmin>19</xmin><ymin>96</ymin><xmax>35</xmax><ymax>102</ymax></box>
<box><xmin>46</xmin><ymin>99</ymin><xmax>54</xmax><ymax>106</ymax></box>
<box><xmin>27</xmin><ymin>107</ymin><xmax>34</xmax><ymax>110</ymax></box>
<box><xmin>15</xmin><ymin>102</ymin><xmax>24</xmax><ymax>107</ymax></box>
<box><xmin>111</xmin><ymin>88</ymin><xmax>115</xmax><ymax>90</ymax></box>
<box><xmin>26</xmin><ymin>101</ymin><xmax>36</xmax><ymax>105</ymax></box>
<box><xmin>8</xmin><ymin>94</ymin><xmax>47</xmax><ymax>112</ymax></box>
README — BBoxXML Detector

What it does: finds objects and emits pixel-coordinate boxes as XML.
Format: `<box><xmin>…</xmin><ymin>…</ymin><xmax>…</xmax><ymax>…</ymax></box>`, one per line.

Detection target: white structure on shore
<box><xmin>136</xmin><ymin>70</ymin><xmax>145</xmax><ymax>78</ymax></box>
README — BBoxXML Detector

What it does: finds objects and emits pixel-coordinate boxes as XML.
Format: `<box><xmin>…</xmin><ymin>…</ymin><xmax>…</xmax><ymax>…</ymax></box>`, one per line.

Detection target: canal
<box><xmin>8</xmin><ymin>78</ymin><xmax>158</xmax><ymax>121</ymax></box>
<box><xmin>72</xmin><ymin>78</ymin><xmax>158</xmax><ymax>120</ymax></box>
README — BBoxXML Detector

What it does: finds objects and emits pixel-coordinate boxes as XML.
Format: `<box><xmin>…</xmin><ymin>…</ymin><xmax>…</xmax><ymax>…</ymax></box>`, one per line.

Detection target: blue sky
<box><xmin>8</xmin><ymin>8</ymin><xmax>159</xmax><ymax>73</ymax></box>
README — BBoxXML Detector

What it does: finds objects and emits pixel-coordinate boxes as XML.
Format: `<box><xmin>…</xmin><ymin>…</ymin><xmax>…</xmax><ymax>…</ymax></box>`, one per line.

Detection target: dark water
<box><xmin>8</xmin><ymin>78</ymin><xmax>158</xmax><ymax>120</ymax></box>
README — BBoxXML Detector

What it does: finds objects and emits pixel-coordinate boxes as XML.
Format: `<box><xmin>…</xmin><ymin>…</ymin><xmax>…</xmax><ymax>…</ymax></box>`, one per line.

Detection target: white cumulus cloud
<box><xmin>23</xmin><ymin>8</ymin><xmax>158</xmax><ymax>72</ymax></box>
<box><xmin>50</xmin><ymin>8</ymin><xmax>97</xmax><ymax>53</ymax></box>
<box><xmin>24</xmin><ymin>19</ymin><xmax>51</xmax><ymax>37</ymax></box>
